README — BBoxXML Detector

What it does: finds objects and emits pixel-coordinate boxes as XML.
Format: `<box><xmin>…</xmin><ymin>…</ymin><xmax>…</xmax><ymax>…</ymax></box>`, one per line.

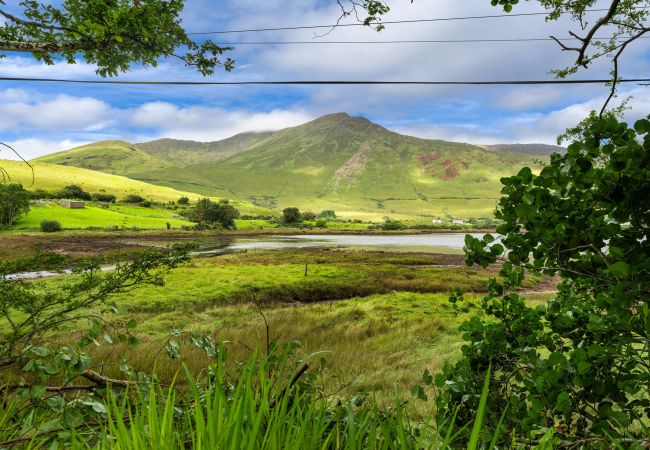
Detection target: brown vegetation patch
<box><xmin>417</xmin><ymin>152</ymin><xmax>442</xmax><ymax>165</ymax></box>
<box><xmin>332</xmin><ymin>141</ymin><xmax>371</xmax><ymax>189</ymax></box>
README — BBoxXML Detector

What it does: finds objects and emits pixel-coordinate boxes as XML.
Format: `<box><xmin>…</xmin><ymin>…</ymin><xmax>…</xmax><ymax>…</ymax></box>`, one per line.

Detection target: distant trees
<box><xmin>300</xmin><ymin>211</ymin><xmax>317</xmax><ymax>221</ymax></box>
<box><xmin>382</xmin><ymin>219</ymin><xmax>405</xmax><ymax>230</ymax></box>
<box><xmin>282</xmin><ymin>207</ymin><xmax>301</xmax><ymax>224</ymax></box>
<box><xmin>0</xmin><ymin>183</ymin><xmax>30</xmax><ymax>227</ymax></box>
<box><xmin>177</xmin><ymin>196</ymin><xmax>190</xmax><ymax>205</ymax></box>
<box><xmin>58</xmin><ymin>185</ymin><xmax>91</xmax><ymax>200</ymax></box>
<box><xmin>189</xmin><ymin>198</ymin><xmax>240</xmax><ymax>229</ymax></box>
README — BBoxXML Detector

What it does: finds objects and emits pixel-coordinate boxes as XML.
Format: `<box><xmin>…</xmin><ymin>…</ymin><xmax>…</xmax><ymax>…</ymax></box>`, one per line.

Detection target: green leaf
<box><xmin>63</xmin><ymin>409</ymin><xmax>84</xmax><ymax>428</ymax></box>
<box><xmin>608</xmin><ymin>261</ymin><xmax>630</xmax><ymax>279</ymax></box>
<box><xmin>410</xmin><ymin>385</ymin><xmax>428</xmax><ymax>401</ymax></box>
<box><xmin>126</xmin><ymin>319</ymin><xmax>137</xmax><ymax>329</ymax></box>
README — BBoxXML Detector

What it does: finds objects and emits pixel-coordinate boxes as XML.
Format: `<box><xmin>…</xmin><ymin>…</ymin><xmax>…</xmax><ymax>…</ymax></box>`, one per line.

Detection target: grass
<box><xmin>1</xmin><ymin>158</ymin><xmax>203</xmax><ymax>202</ymax></box>
<box><xmin>6</xmin><ymin>202</ymin><xmax>194</xmax><ymax>231</ymax></box>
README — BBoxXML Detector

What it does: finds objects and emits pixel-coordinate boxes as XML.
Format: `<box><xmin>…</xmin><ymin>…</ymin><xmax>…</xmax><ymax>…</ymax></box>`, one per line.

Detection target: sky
<box><xmin>1</xmin><ymin>0</ymin><xmax>649</xmax><ymax>160</ymax></box>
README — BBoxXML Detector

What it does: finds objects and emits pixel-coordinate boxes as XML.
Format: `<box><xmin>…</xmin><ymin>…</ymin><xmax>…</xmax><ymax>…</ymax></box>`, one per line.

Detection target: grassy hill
<box><xmin>29</xmin><ymin>113</ymin><xmax>546</xmax><ymax>220</ymax></box>
<box><xmin>0</xmin><ymin>159</ymin><xmax>202</xmax><ymax>202</ymax></box>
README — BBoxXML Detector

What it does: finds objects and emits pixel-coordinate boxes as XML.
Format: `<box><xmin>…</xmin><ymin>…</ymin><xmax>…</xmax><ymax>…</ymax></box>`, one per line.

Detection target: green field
<box><xmin>8</xmin><ymin>202</ymin><xmax>194</xmax><ymax>231</ymax></box>
<box><xmin>24</xmin><ymin>247</ymin><xmax>545</xmax><ymax>405</ymax></box>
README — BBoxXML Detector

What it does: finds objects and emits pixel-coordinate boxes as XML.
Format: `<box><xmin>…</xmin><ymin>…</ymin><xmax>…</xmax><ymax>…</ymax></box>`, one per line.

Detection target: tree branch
<box><xmin>0</xmin><ymin>39</ymin><xmax>91</xmax><ymax>53</ymax></box>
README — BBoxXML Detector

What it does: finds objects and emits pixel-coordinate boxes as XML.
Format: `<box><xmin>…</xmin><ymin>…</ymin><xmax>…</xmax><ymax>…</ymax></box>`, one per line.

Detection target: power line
<box><xmin>187</xmin><ymin>8</ymin><xmax>618</xmax><ymax>35</ymax></box>
<box><xmin>0</xmin><ymin>77</ymin><xmax>648</xmax><ymax>86</ymax></box>
<box><xmin>213</xmin><ymin>36</ymin><xmax>650</xmax><ymax>45</ymax></box>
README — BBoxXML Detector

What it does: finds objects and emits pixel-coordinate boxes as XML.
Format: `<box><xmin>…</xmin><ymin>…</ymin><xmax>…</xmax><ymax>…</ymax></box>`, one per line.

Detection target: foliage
<box><xmin>177</xmin><ymin>196</ymin><xmax>189</xmax><ymax>205</ymax></box>
<box><xmin>91</xmin><ymin>193</ymin><xmax>116</xmax><ymax>203</ymax></box>
<box><xmin>315</xmin><ymin>218</ymin><xmax>328</xmax><ymax>228</ymax></box>
<box><xmin>0</xmin><ymin>183</ymin><xmax>30</xmax><ymax>227</ymax></box>
<box><xmin>319</xmin><ymin>209</ymin><xmax>337</xmax><ymax>219</ymax></box>
<box><xmin>40</xmin><ymin>219</ymin><xmax>62</xmax><ymax>232</ymax></box>
<box><xmin>382</xmin><ymin>219</ymin><xmax>406</xmax><ymax>230</ymax></box>
<box><xmin>282</xmin><ymin>207</ymin><xmax>301</xmax><ymax>224</ymax></box>
<box><xmin>436</xmin><ymin>115</ymin><xmax>650</xmax><ymax>446</ymax></box>
<box><xmin>57</xmin><ymin>184</ymin><xmax>91</xmax><ymax>200</ymax></box>
<box><xmin>122</xmin><ymin>194</ymin><xmax>146</xmax><ymax>204</ymax></box>
<box><xmin>301</xmin><ymin>211</ymin><xmax>317</xmax><ymax>221</ymax></box>
<box><xmin>0</xmin><ymin>0</ymin><xmax>234</xmax><ymax>77</ymax></box>
<box><xmin>189</xmin><ymin>198</ymin><xmax>240</xmax><ymax>229</ymax></box>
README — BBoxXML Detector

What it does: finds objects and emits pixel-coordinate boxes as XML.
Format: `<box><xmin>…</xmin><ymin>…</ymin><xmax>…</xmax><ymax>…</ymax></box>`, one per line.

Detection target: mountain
<box><xmin>482</xmin><ymin>143</ymin><xmax>565</xmax><ymax>155</ymax></box>
<box><xmin>34</xmin><ymin>132</ymin><xmax>274</xmax><ymax>176</ymax></box>
<box><xmin>31</xmin><ymin>113</ymin><xmax>547</xmax><ymax>220</ymax></box>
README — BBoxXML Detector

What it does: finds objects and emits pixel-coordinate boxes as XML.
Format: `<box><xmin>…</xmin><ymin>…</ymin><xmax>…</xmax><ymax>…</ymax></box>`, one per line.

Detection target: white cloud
<box><xmin>129</xmin><ymin>102</ymin><xmax>314</xmax><ymax>141</ymax></box>
<box><xmin>1</xmin><ymin>138</ymin><xmax>91</xmax><ymax>161</ymax></box>
<box><xmin>0</xmin><ymin>93</ymin><xmax>114</xmax><ymax>132</ymax></box>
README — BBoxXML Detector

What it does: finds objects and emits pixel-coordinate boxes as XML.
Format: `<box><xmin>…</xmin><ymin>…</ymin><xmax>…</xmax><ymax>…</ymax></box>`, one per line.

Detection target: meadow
<box><xmin>15</xmin><ymin>248</ymin><xmax>547</xmax><ymax>411</ymax></box>
<box><xmin>7</xmin><ymin>202</ymin><xmax>194</xmax><ymax>231</ymax></box>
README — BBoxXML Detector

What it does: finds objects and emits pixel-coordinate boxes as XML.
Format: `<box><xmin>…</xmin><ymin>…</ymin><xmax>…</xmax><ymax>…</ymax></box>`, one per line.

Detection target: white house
<box><xmin>452</xmin><ymin>219</ymin><xmax>464</xmax><ymax>225</ymax></box>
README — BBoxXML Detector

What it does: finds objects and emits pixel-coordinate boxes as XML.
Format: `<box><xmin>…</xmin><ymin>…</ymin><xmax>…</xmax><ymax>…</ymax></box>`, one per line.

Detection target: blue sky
<box><xmin>1</xmin><ymin>0</ymin><xmax>649</xmax><ymax>159</ymax></box>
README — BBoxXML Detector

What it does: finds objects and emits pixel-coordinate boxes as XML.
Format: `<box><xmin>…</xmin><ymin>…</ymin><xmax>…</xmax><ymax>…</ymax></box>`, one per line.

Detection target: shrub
<box><xmin>301</xmin><ymin>211</ymin><xmax>317</xmax><ymax>221</ymax></box>
<box><xmin>188</xmin><ymin>198</ymin><xmax>240</xmax><ymax>229</ymax></box>
<box><xmin>282</xmin><ymin>207</ymin><xmax>301</xmax><ymax>224</ymax></box>
<box><xmin>40</xmin><ymin>219</ymin><xmax>62</xmax><ymax>232</ymax></box>
<box><xmin>177</xmin><ymin>196</ymin><xmax>190</xmax><ymax>205</ymax></box>
<box><xmin>382</xmin><ymin>219</ymin><xmax>406</xmax><ymax>230</ymax></box>
<box><xmin>318</xmin><ymin>209</ymin><xmax>336</xmax><ymax>219</ymax></box>
<box><xmin>122</xmin><ymin>194</ymin><xmax>146</xmax><ymax>204</ymax></box>
<box><xmin>92</xmin><ymin>193</ymin><xmax>116</xmax><ymax>203</ymax></box>
<box><xmin>141</xmin><ymin>200</ymin><xmax>152</xmax><ymax>207</ymax></box>
<box><xmin>57</xmin><ymin>184</ymin><xmax>91</xmax><ymax>200</ymax></box>
<box><xmin>315</xmin><ymin>219</ymin><xmax>328</xmax><ymax>228</ymax></box>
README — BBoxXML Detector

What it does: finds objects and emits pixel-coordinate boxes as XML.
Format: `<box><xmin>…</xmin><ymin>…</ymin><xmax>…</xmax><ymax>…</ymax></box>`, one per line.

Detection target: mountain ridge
<box><xmin>32</xmin><ymin>113</ymin><xmax>549</xmax><ymax>220</ymax></box>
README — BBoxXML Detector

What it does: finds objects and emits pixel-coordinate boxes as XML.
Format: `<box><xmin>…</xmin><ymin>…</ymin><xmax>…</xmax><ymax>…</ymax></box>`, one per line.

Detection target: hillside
<box><xmin>0</xmin><ymin>159</ymin><xmax>203</xmax><ymax>202</ymax></box>
<box><xmin>34</xmin><ymin>132</ymin><xmax>274</xmax><ymax>175</ymax></box>
<box><xmin>29</xmin><ymin>113</ymin><xmax>546</xmax><ymax>220</ymax></box>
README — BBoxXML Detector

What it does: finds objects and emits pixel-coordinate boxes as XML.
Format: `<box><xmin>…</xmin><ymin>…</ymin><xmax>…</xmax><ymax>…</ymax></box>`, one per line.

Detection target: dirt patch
<box><xmin>332</xmin><ymin>142</ymin><xmax>371</xmax><ymax>189</ymax></box>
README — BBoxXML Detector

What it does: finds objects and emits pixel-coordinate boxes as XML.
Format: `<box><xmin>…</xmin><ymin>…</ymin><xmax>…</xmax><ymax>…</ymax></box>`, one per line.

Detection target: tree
<box><xmin>435</xmin><ymin>115</ymin><xmax>650</xmax><ymax>445</ymax></box>
<box><xmin>282</xmin><ymin>207</ymin><xmax>301</xmax><ymax>224</ymax></box>
<box><xmin>318</xmin><ymin>210</ymin><xmax>337</xmax><ymax>219</ymax></box>
<box><xmin>177</xmin><ymin>196</ymin><xmax>190</xmax><ymax>205</ymax></box>
<box><xmin>189</xmin><ymin>198</ymin><xmax>240</xmax><ymax>229</ymax></box>
<box><xmin>58</xmin><ymin>184</ymin><xmax>91</xmax><ymax>200</ymax></box>
<box><xmin>91</xmin><ymin>193</ymin><xmax>116</xmax><ymax>203</ymax></box>
<box><xmin>0</xmin><ymin>183</ymin><xmax>30</xmax><ymax>227</ymax></box>
<box><xmin>0</xmin><ymin>0</ymin><xmax>234</xmax><ymax>77</ymax></box>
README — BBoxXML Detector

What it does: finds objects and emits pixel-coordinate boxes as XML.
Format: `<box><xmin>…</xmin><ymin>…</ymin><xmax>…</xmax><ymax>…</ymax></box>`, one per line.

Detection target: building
<box><xmin>452</xmin><ymin>219</ymin><xmax>464</xmax><ymax>225</ymax></box>
<box><xmin>431</xmin><ymin>219</ymin><xmax>445</xmax><ymax>224</ymax></box>
<box><xmin>60</xmin><ymin>200</ymin><xmax>86</xmax><ymax>209</ymax></box>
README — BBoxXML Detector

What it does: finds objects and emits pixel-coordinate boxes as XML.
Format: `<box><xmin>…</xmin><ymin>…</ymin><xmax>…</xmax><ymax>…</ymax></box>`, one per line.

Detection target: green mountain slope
<box><xmin>30</xmin><ymin>113</ymin><xmax>545</xmax><ymax>220</ymax></box>
<box><xmin>132</xmin><ymin>114</ymin><xmax>542</xmax><ymax>220</ymax></box>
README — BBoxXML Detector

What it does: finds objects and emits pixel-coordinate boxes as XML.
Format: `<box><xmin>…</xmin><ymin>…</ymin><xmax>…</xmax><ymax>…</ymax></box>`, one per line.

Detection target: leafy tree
<box><xmin>0</xmin><ymin>0</ymin><xmax>234</xmax><ymax>77</ymax></box>
<box><xmin>282</xmin><ymin>207</ymin><xmax>301</xmax><ymax>224</ymax></box>
<box><xmin>435</xmin><ymin>114</ymin><xmax>650</xmax><ymax>446</ymax></box>
<box><xmin>58</xmin><ymin>184</ymin><xmax>91</xmax><ymax>200</ymax></box>
<box><xmin>382</xmin><ymin>219</ymin><xmax>405</xmax><ymax>230</ymax></box>
<box><xmin>301</xmin><ymin>211</ymin><xmax>317</xmax><ymax>221</ymax></box>
<box><xmin>0</xmin><ymin>183</ymin><xmax>30</xmax><ymax>227</ymax></box>
<box><xmin>177</xmin><ymin>196</ymin><xmax>190</xmax><ymax>205</ymax></box>
<box><xmin>190</xmin><ymin>198</ymin><xmax>240</xmax><ymax>229</ymax></box>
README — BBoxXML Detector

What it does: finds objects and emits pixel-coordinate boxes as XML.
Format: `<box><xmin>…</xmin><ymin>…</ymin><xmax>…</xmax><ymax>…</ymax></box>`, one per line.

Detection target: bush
<box><xmin>57</xmin><ymin>184</ymin><xmax>91</xmax><ymax>200</ymax></box>
<box><xmin>141</xmin><ymin>200</ymin><xmax>153</xmax><ymax>207</ymax></box>
<box><xmin>177</xmin><ymin>196</ymin><xmax>190</xmax><ymax>205</ymax></box>
<box><xmin>301</xmin><ymin>211</ymin><xmax>317</xmax><ymax>221</ymax></box>
<box><xmin>318</xmin><ymin>209</ymin><xmax>336</xmax><ymax>219</ymax></box>
<box><xmin>91</xmin><ymin>193</ymin><xmax>116</xmax><ymax>203</ymax></box>
<box><xmin>315</xmin><ymin>219</ymin><xmax>328</xmax><ymax>228</ymax></box>
<box><xmin>122</xmin><ymin>194</ymin><xmax>146</xmax><ymax>204</ymax></box>
<box><xmin>188</xmin><ymin>198</ymin><xmax>240</xmax><ymax>229</ymax></box>
<box><xmin>382</xmin><ymin>219</ymin><xmax>406</xmax><ymax>230</ymax></box>
<box><xmin>282</xmin><ymin>207</ymin><xmax>301</xmax><ymax>224</ymax></box>
<box><xmin>40</xmin><ymin>219</ymin><xmax>62</xmax><ymax>232</ymax></box>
